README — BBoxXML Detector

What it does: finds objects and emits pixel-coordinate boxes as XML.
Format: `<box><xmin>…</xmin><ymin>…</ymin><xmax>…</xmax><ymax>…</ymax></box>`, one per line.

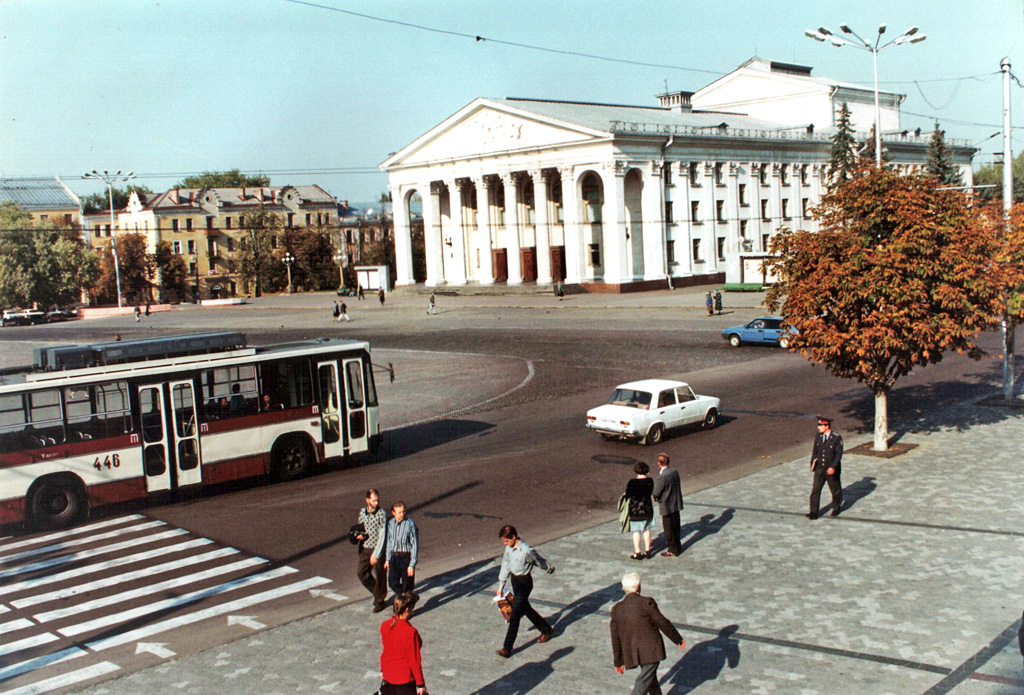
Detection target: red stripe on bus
<box><xmin>0</xmin><ymin>498</ymin><xmax>26</xmax><ymax>526</ymax></box>
<box><xmin>0</xmin><ymin>434</ymin><xmax>137</xmax><ymax>469</ymax></box>
<box><xmin>203</xmin><ymin>454</ymin><xmax>268</xmax><ymax>484</ymax></box>
<box><xmin>89</xmin><ymin>476</ymin><xmax>148</xmax><ymax>507</ymax></box>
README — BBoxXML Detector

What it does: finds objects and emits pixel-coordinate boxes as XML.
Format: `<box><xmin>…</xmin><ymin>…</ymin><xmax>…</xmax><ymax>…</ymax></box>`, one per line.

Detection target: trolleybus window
<box><xmin>262</xmin><ymin>359</ymin><xmax>314</xmax><ymax>410</ymax></box>
<box><xmin>65</xmin><ymin>381</ymin><xmax>131</xmax><ymax>442</ymax></box>
<box><xmin>345</xmin><ymin>361</ymin><xmax>364</xmax><ymax>409</ymax></box>
<box><xmin>365</xmin><ymin>361</ymin><xmax>378</xmax><ymax>408</ymax></box>
<box><xmin>0</xmin><ymin>390</ymin><xmax>65</xmax><ymax>450</ymax></box>
<box><xmin>201</xmin><ymin>365</ymin><xmax>258</xmax><ymax>420</ymax></box>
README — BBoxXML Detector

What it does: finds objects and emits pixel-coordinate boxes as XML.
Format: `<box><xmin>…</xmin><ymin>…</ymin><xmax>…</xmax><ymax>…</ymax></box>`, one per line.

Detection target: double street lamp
<box><xmin>283</xmin><ymin>252</ymin><xmax>295</xmax><ymax>294</ymax></box>
<box><xmin>333</xmin><ymin>249</ymin><xmax>347</xmax><ymax>291</ymax></box>
<box><xmin>805</xmin><ymin>24</ymin><xmax>926</xmax><ymax>168</ymax></box>
<box><xmin>82</xmin><ymin>169</ymin><xmax>134</xmax><ymax>307</ymax></box>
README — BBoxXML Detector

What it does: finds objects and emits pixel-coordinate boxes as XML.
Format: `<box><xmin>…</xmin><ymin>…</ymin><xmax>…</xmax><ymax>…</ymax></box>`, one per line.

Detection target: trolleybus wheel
<box><xmin>29</xmin><ymin>476</ymin><xmax>86</xmax><ymax>530</ymax></box>
<box><xmin>272</xmin><ymin>437</ymin><xmax>311</xmax><ymax>482</ymax></box>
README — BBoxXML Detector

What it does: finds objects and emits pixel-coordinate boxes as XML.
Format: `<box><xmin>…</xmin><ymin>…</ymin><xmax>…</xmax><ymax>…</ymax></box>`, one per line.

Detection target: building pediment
<box><xmin>382</xmin><ymin>99</ymin><xmax>608</xmax><ymax>169</ymax></box>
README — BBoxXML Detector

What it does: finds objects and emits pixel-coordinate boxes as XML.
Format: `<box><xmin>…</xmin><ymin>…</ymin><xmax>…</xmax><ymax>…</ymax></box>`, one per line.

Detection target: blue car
<box><xmin>721</xmin><ymin>317</ymin><xmax>795</xmax><ymax>348</ymax></box>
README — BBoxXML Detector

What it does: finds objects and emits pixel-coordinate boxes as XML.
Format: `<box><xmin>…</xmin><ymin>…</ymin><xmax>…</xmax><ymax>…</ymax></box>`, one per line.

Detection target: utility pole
<box><xmin>1000</xmin><ymin>58</ymin><xmax>1016</xmax><ymax>401</ymax></box>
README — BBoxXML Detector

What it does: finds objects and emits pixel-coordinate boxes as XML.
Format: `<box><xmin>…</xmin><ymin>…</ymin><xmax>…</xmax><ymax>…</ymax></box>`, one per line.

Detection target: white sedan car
<box><xmin>585</xmin><ymin>379</ymin><xmax>720</xmax><ymax>445</ymax></box>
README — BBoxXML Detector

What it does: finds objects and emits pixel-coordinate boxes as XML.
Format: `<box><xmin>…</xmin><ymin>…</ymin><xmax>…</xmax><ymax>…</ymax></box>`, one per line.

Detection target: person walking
<box><xmin>379</xmin><ymin>287</ymin><xmax>386</xmax><ymax>307</ymax></box>
<box><xmin>355</xmin><ymin>489</ymin><xmax>389</xmax><ymax>613</ymax></box>
<box><xmin>339</xmin><ymin>301</ymin><xmax>351</xmax><ymax>322</ymax></box>
<box><xmin>332</xmin><ymin>302</ymin><xmax>341</xmax><ymax>322</ymax></box>
<box><xmin>610</xmin><ymin>572</ymin><xmax>686</xmax><ymax>695</ymax></box>
<box><xmin>651</xmin><ymin>453</ymin><xmax>683</xmax><ymax>557</ymax></box>
<box><xmin>495</xmin><ymin>525</ymin><xmax>555</xmax><ymax>658</ymax></box>
<box><xmin>555</xmin><ymin>281</ymin><xmax>565</xmax><ymax>300</ymax></box>
<box><xmin>624</xmin><ymin>462</ymin><xmax>655</xmax><ymax>560</ymax></box>
<box><xmin>358</xmin><ymin>284</ymin><xmax>365</xmax><ymax>300</ymax></box>
<box><xmin>807</xmin><ymin>416</ymin><xmax>844</xmax><ymax>519</ymax></box>
<box><xmin>704</xmin><ymin>291</ymin><xmax>713</xmax><ymax>316</ymax></box>
<box><xmin>378</xmin><ymin>592</ymin><xmax>427</xmax><ymax>695</ymax></box>
<box><xmin>714</xmin><ymin>289</ymin><xmax>723</xmax><ymax>315</ymax></box>
<box><xmin>144</xmin><ymin>301</ymin><xmax>151</xmax><ymax>317</ymax></box>
<box><xmin>376</xmin><ymin>501</ymin><xmax>418</xmax><ymax>596</ymax></box>
<box><xmin>134</xmin><ymin>305</ymin><xmax>141</xmax><ymax>322</ymax></box>
<box><xmin>427</xmin><ymin>291</ymin><xmax>436</xmax><ymax>315</ymax></box>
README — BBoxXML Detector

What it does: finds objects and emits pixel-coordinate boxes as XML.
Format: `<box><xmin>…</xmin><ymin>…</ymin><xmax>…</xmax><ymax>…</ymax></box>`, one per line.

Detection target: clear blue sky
<box><xmin>1</xmin><ymin>0</ymin><xmax>1021</xmax><ymax>204</ymax></box>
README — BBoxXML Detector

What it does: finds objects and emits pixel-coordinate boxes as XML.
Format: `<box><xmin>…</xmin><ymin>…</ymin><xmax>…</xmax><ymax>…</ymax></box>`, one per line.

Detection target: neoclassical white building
<box><xmin>381</xmin><ymin>58</ymin><xmax>975</xmax><ymax>291</ymax></box>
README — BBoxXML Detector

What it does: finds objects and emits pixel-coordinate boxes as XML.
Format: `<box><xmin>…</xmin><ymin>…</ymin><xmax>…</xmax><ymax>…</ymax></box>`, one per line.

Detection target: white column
<box><xmin>700</xmin><ymin>162</ymin><xmax>716</xmax><ymax>274</ymax></box>
<box><xmin>501</xmin><ymin>172</ymin><xmax>523</xmax><ymax>285</ymax></box>
<box><xmin>422</xmin><ymin>181</ymin><xmax>445</xmax><ymax>287</ymax></box>
<box><xmin>392</xmin><ymin>186</ymin><xmax>414</xmax><ymax>286</ymax></box>
<box><xmin>600</xmin><ymin>162</ymin><xmax>628</xmax><ymax>285</ymax></box>
<box><xmin>724</xmin><ymin>162</ymin><xmax>741</xmax><ymax>283</ymax></box>
<box><xmin>560</xmin><ymin>167</ymin><xmax>583</xmax><ymax>285</ymax></box>
<box><xmin>445</xmin><ymin>178</ymin><xmax>468</xmax><ymax>285</ymax></box>
<box><xmin>530</xmin><ymin>169</ymin><xmax>553</xmax><ymax>285</ymax></box>
<box><xmin>642</xmin><ymin>161</ymin><xmax>666</xmax><ymax>282</ymax></box>
<box><xmin>473</xmin><ymin>176</ymin><xmax>495</xmax><ymax>284</ymax></box>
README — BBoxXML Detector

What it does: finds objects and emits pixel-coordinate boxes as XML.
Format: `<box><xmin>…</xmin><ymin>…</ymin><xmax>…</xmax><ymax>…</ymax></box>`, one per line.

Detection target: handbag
<box><xmin>496</xmin><ymin>593</ymin><xmax>515</xmax><ymax>621</ymax></box>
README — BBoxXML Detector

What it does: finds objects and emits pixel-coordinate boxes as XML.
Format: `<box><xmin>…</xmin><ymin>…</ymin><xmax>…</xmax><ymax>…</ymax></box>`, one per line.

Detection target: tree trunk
<box><xmin>873</xmin><ymin>389</ymin><xmax>889</xmax><ymax>451</ymax></box>
<box><xmin>1004</xmin><ymin>315</ymin><xmax>1016</xmax><ymax>402</ymax></box>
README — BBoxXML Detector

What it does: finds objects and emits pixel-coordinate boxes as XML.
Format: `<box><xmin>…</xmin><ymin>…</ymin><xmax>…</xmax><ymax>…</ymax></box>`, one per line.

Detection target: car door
<box><xmin>762</xmin><ymin>319</ymin><xmax>783</xmax><ymax>343</ymax></box>
<box><xmin>742</xmin><ymin>320</ymin><xmax>767</xmax><ymax>344</ymax></box>
<box><xmin>675</xmin><ymin>386</ymin><xmax>701</xmax><ymax>424</ymax></box>
<box><xmin>655</xmin><ymin>389</ymin><xmax>683</xmax><ymax>430</ymax></box>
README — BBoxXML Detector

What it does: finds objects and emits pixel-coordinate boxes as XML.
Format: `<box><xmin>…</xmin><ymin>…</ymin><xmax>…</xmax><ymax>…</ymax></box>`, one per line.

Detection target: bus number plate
<box><xmin>93</xmin><ymin>454</ymin><xmax>121</xmax><ymax>471</ymax></box>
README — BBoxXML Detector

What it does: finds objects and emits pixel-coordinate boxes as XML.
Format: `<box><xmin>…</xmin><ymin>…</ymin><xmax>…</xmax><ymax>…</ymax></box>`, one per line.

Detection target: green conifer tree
<box><xmin>925</xmin><ymin>123</ymin><xmax>963</xmax><ymax>186</ymax></box>
<box><xmin>829</xmin><ymin>102</ymin><xmax>858</xmax><ymax>185</ymax></box>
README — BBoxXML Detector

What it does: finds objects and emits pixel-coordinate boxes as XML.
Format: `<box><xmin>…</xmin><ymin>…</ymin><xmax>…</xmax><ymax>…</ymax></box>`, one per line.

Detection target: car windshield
<box><xmin>607</xmin><ymin>389</ymin><xmax>652</xmax><ymax>409</ymax></box>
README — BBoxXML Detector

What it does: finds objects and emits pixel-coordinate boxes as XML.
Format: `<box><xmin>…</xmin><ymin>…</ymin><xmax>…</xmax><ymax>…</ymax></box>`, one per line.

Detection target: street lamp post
<box><xmin>283</xmin><ymin>252</ymin><xmax>295</xmax><ymax>294</ymax></box>
<box><xmin>805</xmin><ymin>24</ymin><xmax>926</xmax><ymax>168</ymax></box>
<box><xmin>333</xmin><ymin>249</ymin><xmax>346</xmax><ymax>292</ymax></box>
<box><xmin>82</xmin><ymin>169</ymin><xmax>134</xmax><ymax>307</ymax></box>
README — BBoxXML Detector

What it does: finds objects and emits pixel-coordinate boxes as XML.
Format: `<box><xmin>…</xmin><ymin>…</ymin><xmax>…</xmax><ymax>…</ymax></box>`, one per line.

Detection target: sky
<box><xmin>1</xmin><ymin>0</ymin><xmax>1022</xmax><ymax>206</ymax></box>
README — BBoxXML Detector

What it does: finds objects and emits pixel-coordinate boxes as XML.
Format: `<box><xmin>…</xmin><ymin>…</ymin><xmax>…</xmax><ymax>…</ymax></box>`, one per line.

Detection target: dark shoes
<box><xmin>537</xmin><ymin>631</ymin><xmax>553</xmax><ymax>644</ymax></box>
<box><xmin>805</xmin><ymin>513</ymin><xmax>818</xmax><ymax>520</ymax></box>
<box><xmin>372</xmin><ymin>603</ymin><xmax>387</xmax><ymax>613</ymax></box>
<box><xmin>660</xmin><ymin>551</ymin><xmax>678</xmax><ymax>557</ymax></box>
<box><xmin>630</xmin><ymin>553</ymin><xmax>645</xmax><ymax>561</ymax></box>
<box><xmin>496</xmin><ymin>648</ymin><xmax>511</xmax><ymax>658</ymax></box>
<box><xmin>646</xmin><ymin>550</ymin><xmax>655</xmax><ymax>559</ymax></box>
<box><xmin>830</xmin><ymin>507</ymin><xmax>842</xmax><ymax>517</ymax></box>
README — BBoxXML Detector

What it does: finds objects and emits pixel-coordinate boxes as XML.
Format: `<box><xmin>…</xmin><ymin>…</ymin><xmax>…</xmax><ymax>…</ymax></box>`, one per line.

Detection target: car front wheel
<box><xmin>779</xmin><ymin>336</ymin><xmax>791</xmax><ymax>349</ymax></box>
<box><xmin>702</xmin><ymin>408</ymin><xmax>718</xmax><ymax>430</ymax></box>
<box><xmin>728</xmin><ymin>334</ymin><xmax>741</xmax><ymax>348</ymax></box>
<box><xmin>643</xmin><ymin>423</ymin><xmax>664</xmax><ymax>446</ymax></box>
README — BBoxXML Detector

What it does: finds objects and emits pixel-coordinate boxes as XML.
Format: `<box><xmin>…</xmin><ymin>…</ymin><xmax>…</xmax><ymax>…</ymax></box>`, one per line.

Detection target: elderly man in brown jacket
<box><xmin>610</xmin><ymin>572</ymin><xmax>685</xmax><ymax>695</ymax></box>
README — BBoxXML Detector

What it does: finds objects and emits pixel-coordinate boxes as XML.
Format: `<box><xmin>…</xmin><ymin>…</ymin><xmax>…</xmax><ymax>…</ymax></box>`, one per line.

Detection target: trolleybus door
<box><xmin>317</xmin><ymin>361</ymin><xmax>345</xmax><ymax>460</ymax></box>
<box><xmin>138</xmin><ymin>381</ymin><xmax>203</xmax><ymax>491</ymax></box>
<box><xmin>342</xmin><ymin>358</ymin><xmax>368</xmax><ymax>455</ymax></box>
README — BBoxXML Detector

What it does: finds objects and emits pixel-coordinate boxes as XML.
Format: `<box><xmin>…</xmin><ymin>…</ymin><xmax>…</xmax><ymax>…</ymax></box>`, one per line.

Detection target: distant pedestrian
<box><xmin>379</xmin><ymin>288</ymin><xmax>386</xmax><ymax>307</ymax></box>
<box><xmin>340</xmin><ymin>301</ymin><xmax>351</xmax><ymax>322</ymax></box>
<box><xmin>376</xmin><ymin>501</ymin><xmax>418</xmax><ymax>597</ymax></box>
<box><xmin>610</xmin><ymin>571</ymin><xmax>685</xmax><ymax>695</ymax></box>
<box><xmin>333</xmin><ymin>302</ymin><xmax>341</xmax><ymax>322</ymax></box>
<box><xmin>134</xmin><ymin>305</ymin><xmax>141</xmax><ymax>322</ymax></box>
<box><xmin>427</xmin><ymin>292</ymin><xmax>436</xmax><ymax>315</ymax></box>
<box><xmin>806</xmin><ymin>416</ymin><xmax>843</xmax><ymax>519</ymax></box>
<box><xmin>651</xmin><ymin>453</ymin><xmax>683</xmax><ymax>557</ymax></box>
<box><xmin>358</xmin><ymin>284</ymin><xmax>365</xmax><ymax>300</ymax></box>
<box><xmin>495</xmin><ymin>524</ymin><xmax>555</xmax><ymax>658</ymax></box>
<box><xmin>355</xmin><ymin>489</ymin><xmax>388</xmax><ymax>613</ymax></box>
<box><xmin>624</xmin><ymin>462</ymin><xmax>655</xmax><ymax>560</ymax></box>
<box><xmin>378</xmin><ymin>592</ymin><xmax>427</xmax><ymax>695</ymax></box>
<box><xmin>714</xmin><ymin>290</ymin><xmax>723</xmax><ymax>315</ymax></box>
<box><xmin>556</xmin><ymin>281</ymin><xmax>565</xmax><ymax>300</ymax></box>
<box><xmin>144</xmin><ymin>301</ymin><xmax>151</xmax><ymax>317</ymax></box>
<box><xmin>705</xmin><ymin>292</ymin><xmax>713</xmax><ymax>316</ymax></box>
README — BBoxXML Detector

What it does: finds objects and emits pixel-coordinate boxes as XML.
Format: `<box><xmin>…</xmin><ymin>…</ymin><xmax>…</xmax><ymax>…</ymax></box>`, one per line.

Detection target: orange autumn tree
<box><xmin>765</xmin><ymin>167</ymin><xmax>1001</xmax><ymax>451</ymax></box>
<box><xmin>987</xmin><ymin>202</ymin><xmax>1024</xmax><ymax>401</ymax></box>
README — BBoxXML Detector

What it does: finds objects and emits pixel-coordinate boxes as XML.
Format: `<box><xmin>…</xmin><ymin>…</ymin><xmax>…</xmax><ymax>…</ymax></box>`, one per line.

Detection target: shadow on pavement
<box><xmin>661</xmin><ymin>624</ymin><xmax>741</xmax><ymax>694</ymax></box>
<box><xmin>840</xmin><ymin>476</ymin><xmax>877</xmax><ymax>513</ymax></box>
<box><xmin>548</xmin><ymin>581</ymin><xmax>623</xmax><ymax>636</ymax></box>
<box><xmin>678</xmin><ymin>509</ymin><xmax>735</xmax><ymax>556</ymax></box>
<box><xmin>469</xmin><ymin>646</ymin><xmax>574</xmax><ymax>695</ymax></box>
<box><xmin>367</xmin><ymin>419</ymin><xmax>495</xmax><ymax>462</ymax></box>
<box><xmin>413</xmin><ymin>560</ymin><xmax>498</xmax><ymax>617</ymax></box>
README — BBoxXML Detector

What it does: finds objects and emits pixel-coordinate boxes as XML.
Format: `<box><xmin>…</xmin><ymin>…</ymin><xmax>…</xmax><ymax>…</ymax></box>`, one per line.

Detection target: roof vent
<box><xmin>656</xmin><ymin>91</ymin><xmax>693</xmax><ymax>113</ymax></box>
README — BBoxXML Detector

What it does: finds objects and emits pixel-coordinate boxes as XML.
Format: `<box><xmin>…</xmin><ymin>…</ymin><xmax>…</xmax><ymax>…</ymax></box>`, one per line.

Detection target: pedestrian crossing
<box><xmin>0</xmin><ymin>515</ymin><xmax>342</xmax><ymax>694</ymax></box>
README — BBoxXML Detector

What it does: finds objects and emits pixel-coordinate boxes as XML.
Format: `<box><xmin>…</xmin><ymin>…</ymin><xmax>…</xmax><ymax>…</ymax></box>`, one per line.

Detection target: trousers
<box><xmin>631</xmin><ymin>661</ymin><xmax>662</xmax><ymax>695</ymax></box>
<box><xmin>661</xmin><ymin>512</ymin><xmax>682</xmax><ymax>554</ymax></box>
<box><xmin>503</xmin><ymin>573</ymin><xmax>551</xmax><ymax>653</ymax></box>
<box><xmin>809</xmin><ymin>468</ymin><xmax>843</xmax><ymax>515</ymax></box>
<box><xmin>357</xmin><ymin>545</ymin><xmax>387</xmax><ymax>608</ymax></box>
<box><xmin>388</xmin><ymin>551</ymin><xmax>415</xmax><ymax>596</ymax></box>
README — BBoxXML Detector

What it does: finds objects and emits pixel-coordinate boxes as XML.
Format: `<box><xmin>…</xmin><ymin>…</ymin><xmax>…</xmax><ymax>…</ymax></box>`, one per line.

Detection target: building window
<box><xmin>692</xmin><ymin>238</ymin><xmax>703</xmax><ymax>262</ymax></box>
<box><xmin>691</xmin><ymin>201</ymin><xmax>700</xmax><ymax>224</ymax></box>
<box><xmin>667</xmin><ymin>240</ymin><xmax>676</xmax><ymax>265</ymax></box>
<box><xmin>187</xmin><ymin>240</ymin><xmax>196</xmax><ymax>254</ymax></box>
<box><xmin>522</xmin><ymin>183</ymin><xmax>536</xmax><ymax>226</ymax></box>
<box><xmin>714</xmin><ymin>162</ymin><xmax>724</xmax><ymax>186</ymax></box>
<box><xmin>287</xmin><ymin>213</ymin><xmax>295</xmax><ymax>228</ymax></box>
<box><xmin>94</xmin><ymin>225</ymin><xmax>101</xmax><ymax>238</ymax></box>
<box><xmin>802</xmin><ymin>198</ymin><xmax>811</xmax><ymax>219</ymax></box>
<box><xmin>582</xmin><ymin>173</ymin><xmax>602</xmax><ymax>223</ymax></box>
<box><xmin>800</xmin><ymin>165</ymin><xmax>809</xmax><ymax>186</ymax></box>
<box><xmin>739</xmin><ymin>220</ymin><xmax>748</xmax><ymax>245</ymax></box>
<box><xmin>739</xmin><ymin>183</ymin><xmax>747</xmax><ymax>207</ymax></box>
<box><xmin>476</xmin><ymin>249</ymin><xmax>481</xmax><ymax>268</ymax></box>
<box><xmin>172</xmin><ymin>219</ymin><xmax>179</xmax><ymax>232</ymax></box>
<box><xmin>226</xmin><ymin>237</ymin><xmax>234</xmax><ymax>252</ymax></box>
<box><xmin>715</xmin><ymin>200</ymin><xmax>725</xmax><ymax>223</ymax></box>
<box><xmin>208</xmin><ymin>240</ymin><xmax>217</xmax><ymax>256</ymax></box>
<box><xmin>781</xmin><ymin>164</ymin><xmax>790</xmax><ymax>186</ymax></box>
<box><xmin>782</xmin><ymin>199</ymin><xmax>790</xmax><ymax>220</ymax></box>
<box><xmin>588</xmin><ymin>243</ymin><xmax>601</xmax><ymax>266</ymax></box>
<box><xmin>664</xmin><ymin>165</ymin><xmax>673</xmax><ymax>187</ymax></box>
<box><xmin>188</xmin><ymin>261</ymin><xmax>197</xmax><ymax>276</ymax></box>
<box><xmin>664</xmin><ymin>201</ymin><xmax>673</xmax><ymax>224</ymax></box>
<box><xmin>305</xmin><ymin>213</ymin><xmax>312</xmax><ymax>226</ymax></box>
<box><xmin>761</xmin><ymin>199</ymin><xmax>770</xmax><ymax>221</ymax></box>
<box><xmin>225</xmin><ymin>217</ymin><xmax>232</xmax><ymax>229</ymax></box>
<box><xmin>717</xmin><ymin>237</ymin><xmax>726</xmax><ymax>261</ymax></box>
<box><xmin>688</xmin><ymin>162</ymin><xmax>700</xmax><ymax>186</ymax></box>
<box><xmin>762</xmin><ymin>233</ymin><xmax>771</xmax><ymax>251</ymax></box>
<box><xmin>759</xmin><ymin>164</ymin><xmax>768</xmax><ymax>185</ymax></box>
<box><xmin>206</xmin><ymin>216</ymin><xmax>214</xmax><ymax>230</ymax></box>
<box><xmin>186</xmin><ymin>218</ymin><xmax>193</xmax><ymax>231</ymax></box>
<box><xmin>173</xmin><ymin>241</ymin><xmax>182</xmax><ymax>254</ymax></box>
<box><xmin>271</xmin><ymin>235</ymin><xmax>278</xmax><ymax>249</ymax></box>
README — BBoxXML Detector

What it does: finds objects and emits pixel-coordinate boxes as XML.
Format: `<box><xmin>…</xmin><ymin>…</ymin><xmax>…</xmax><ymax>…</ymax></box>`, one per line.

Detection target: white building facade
<box><xmin>381</xmin><ymin>58</ymin><xmax>975</xmax><ymax>291</ymax></box>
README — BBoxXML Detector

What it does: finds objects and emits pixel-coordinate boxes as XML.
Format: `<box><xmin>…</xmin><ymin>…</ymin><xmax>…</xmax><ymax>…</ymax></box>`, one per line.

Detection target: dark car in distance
<box><xmin>721</xmin><ymin>317</ymin><xmax>796</xmax><ymax>348</ymax></box>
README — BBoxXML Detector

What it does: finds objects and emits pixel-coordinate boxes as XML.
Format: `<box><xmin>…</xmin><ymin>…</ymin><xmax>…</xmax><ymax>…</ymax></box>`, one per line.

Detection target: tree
<box><xmin>284</xmin><ymin>225</ymin><xmax>336</xmax><ymax>292</ymax></box>
<box><xmin>924</xmin><ymin>124</ymin><xmax>963</xmax><ymax>186</ymax></box>
<box><xmin>974</xmin><ymin>150</ymin><xmax>1024</xmax><ymax>204</ymax></box>
<box><xmin>94</xmin><ymin>233</ymin><xmax>152</xmax><ymax>305</ymax></box>
<box><xmin>985</xmin><ymin>202</ymin><xmax>1024</xmax><ymax>400</ymax></box>
<box><xmin>764</xmin><ymin>167</ymin><xmax>1001</xmax><ymax>451</ymax></box>
<box><xmin>175</xmin><ymin>170</ymin><xmax>270</xmax><ymax>189</ymax></box>
<box><xmin>81</xmin><ymin>185</ymin><xmax>153</xmax><ymax>215</ymax></box>
<box><xmin>152</xmin><ymin>240</ymin><xmax>191</xmax><ymax>303</ymax></box>
<box><xmin>237</xmin><ymin>206</ymin><xmax>285</xmax><ymax>296</ymax></box>
<box><xmin>859</xmin><ymin>125</ymin><xmax>890</xmax><ymax>167</ymax></box>
<box><xmin>828</xmin><ymin>102</ymin><xmax>858</xmax><ymax>186</ymax></box>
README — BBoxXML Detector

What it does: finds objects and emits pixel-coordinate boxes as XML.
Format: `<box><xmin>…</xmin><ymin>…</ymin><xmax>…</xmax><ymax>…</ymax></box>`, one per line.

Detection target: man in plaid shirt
<box><xmin>355</xmin><ymin>489</ymin><xmax>388</xmax><ymax>613</ymax></box>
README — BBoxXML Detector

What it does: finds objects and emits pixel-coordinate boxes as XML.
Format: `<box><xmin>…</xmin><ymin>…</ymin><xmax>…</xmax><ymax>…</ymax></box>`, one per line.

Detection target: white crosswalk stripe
<box><xmin>0</xmin><ymin>515</ymin><xmax>336</xmax><ymax>693</ymax></box>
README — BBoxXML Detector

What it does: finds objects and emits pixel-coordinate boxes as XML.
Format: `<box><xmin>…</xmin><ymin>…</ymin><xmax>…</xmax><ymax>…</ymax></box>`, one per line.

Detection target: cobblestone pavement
<box><xmin>71</xmin><ymin>400</ymin><xmax>1024</xmax><ymax>695</ymax></box>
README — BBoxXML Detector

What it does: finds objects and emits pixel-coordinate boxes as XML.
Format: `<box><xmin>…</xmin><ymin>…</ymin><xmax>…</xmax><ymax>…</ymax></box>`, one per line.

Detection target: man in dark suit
<box><xmin>651</xmin><ymin>453</ymin><xmax>683</xmax><ymax>556</ymax></box>
<box><xmin>807</xmin><ymin>416</ymin><xmax>844</xmax><ymax>519</ymax></box>
<box><xmin>610</xmin><ymin>571</ymin><xmax>685</xmax><ymax>695</ymax></box>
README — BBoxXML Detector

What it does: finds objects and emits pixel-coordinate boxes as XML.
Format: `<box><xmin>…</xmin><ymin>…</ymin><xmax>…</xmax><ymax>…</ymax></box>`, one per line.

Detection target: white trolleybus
<box><xmin>0</xmin><ymin>332</ymin><xmax>382</xmax><ymax>530</ymax></box>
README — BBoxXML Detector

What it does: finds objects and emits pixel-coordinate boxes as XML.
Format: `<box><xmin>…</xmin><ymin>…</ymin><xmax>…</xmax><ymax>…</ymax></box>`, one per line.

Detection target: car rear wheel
<box><xmin>702</xmin><ymin>408</ymin><xmax>718</xmax><ymax>430</ymax></box>
<box><xmin>643</xmin><ymin>424</ymin><xmax>664</xmax><ymax>446</ymax></box>
<box><xmin>728</xmin><ymin>334</ymin><xmax>741</xmax><ymax>348</ymax></box>
<box><xmin>778</xmin><ymin>336</ymin><xmax>791</xmax><ymax>349</ymax></box>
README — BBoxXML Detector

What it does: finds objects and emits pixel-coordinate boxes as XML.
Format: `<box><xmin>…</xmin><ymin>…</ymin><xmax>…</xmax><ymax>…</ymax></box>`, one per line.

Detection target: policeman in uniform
<box><xmin>807</xmin><ymin>416</ymin><xmax>843</xmax><ymax>519</ymax></box>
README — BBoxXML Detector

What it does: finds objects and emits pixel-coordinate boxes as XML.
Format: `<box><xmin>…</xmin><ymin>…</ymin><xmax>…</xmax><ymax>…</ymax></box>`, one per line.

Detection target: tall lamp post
<box><xmin>83</xmin><ymin>169</ymin><xmax>134</xmax><ymax>307</ymax></box>
<box><xmin>805</xmin><ymin>24</ymin><xmax>926</xmax><ymax>168</ymax></box>
<box><xmin>283</xmin><ymin>252</ymin><xmax>295</xmax><ymax>294</ymax></box>
<box><xmin>333</xmin><ymin>249</ymin><xmax>347</xmax><ymax>292</ymax></box>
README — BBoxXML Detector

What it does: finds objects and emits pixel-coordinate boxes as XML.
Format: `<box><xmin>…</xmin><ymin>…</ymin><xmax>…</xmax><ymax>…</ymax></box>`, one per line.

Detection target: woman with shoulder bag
<box><xmin>378</xmin><ymin>592</ymin><xmax>427</xmax><ymax>695</ymax></box>
<box><xmin>624</xmin><ymin>461</ymin><xmax>655</xmax><ymax>560</ymax></box>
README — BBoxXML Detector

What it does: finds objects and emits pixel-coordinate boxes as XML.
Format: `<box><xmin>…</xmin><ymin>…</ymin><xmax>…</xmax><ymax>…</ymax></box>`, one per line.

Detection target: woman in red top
<box><xmin>379</xmin><ymin>592</ymin><xmax>426</xmax><ymax>695</ymax></box>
